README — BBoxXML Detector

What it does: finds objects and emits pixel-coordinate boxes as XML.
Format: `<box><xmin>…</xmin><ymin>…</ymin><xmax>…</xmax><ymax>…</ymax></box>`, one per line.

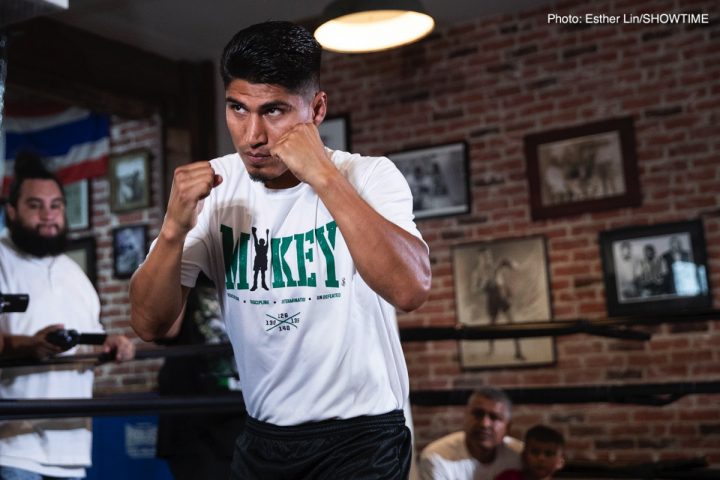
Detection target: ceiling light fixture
<box><xmin>314</xmin><ymin>0</ymin><xmax>435</xmax><ymax>54</ymax></box>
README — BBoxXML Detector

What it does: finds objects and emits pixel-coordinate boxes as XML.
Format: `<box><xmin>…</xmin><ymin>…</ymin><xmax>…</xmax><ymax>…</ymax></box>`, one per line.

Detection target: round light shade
<box><xmin>314</xmin><ymin>1</ymin><xmax>435</xmax><ymax>53</ymax></box>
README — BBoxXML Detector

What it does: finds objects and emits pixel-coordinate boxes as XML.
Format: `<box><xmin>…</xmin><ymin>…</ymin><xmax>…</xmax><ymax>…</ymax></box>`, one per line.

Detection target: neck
<box><xmin>466</xmin><ymin>438</ymin><xmax>497</xmax><ymax>464</ymax></box>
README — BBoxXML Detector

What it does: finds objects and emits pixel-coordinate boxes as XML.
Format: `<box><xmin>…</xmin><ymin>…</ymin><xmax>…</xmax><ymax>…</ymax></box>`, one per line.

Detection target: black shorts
<box><xmin>230</xmin><ymin>410</ymin><xmax>411</xmax><ymax>480</ymax></box>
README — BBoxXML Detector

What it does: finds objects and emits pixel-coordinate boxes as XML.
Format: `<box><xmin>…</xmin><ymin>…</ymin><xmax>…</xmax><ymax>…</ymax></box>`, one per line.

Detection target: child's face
<box><xmin>522</xmin><ymin>439</ymin><xmax>565</xmax><ymax>480</ymax></box>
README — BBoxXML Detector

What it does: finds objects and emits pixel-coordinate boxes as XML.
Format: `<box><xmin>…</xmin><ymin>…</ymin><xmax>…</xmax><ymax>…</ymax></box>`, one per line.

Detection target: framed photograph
<box><xmin>599</xmin><ymin>219</ymin><xmax>712</xmax><ymax>317</ymax></box>
<box><xmin>453</xmin><ymin>236</ymin><xmax>555</xmax><ymax>369</ymax></box>
<box><xmin>318</xmin><ymin>115</ymin><xmax>350</xmax><ymax>151</ymax></box>
<box><xmin>112</xmin><ymin>224</ymin><xmax>147</xmax><ymax>279</ymax></box>
<box><xmin>388</xmin><ymin>142</ymin><xmax>471</xmax><ymax>220</ymax></box>
<box><xmin>109</xmin><ymin>149</ymin><xmax>151</xmax><ymax>213</ymax></box>
<box><xmin>66</xmin><ymin>236</ymin><xmax>97</xmax><ymax>288</ymax></box>
<box><xmin>65</xmin><ymin>179</ymin><xmax>91</xmax><ymax>231</ymax></box>
<box><xmin>524</xmin><ymin>117</ymin><xmax>641</xmax><ymax>220</ymax></box>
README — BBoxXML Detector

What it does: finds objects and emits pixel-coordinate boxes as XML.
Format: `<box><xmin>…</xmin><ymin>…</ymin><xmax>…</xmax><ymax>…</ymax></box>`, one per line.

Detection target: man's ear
<box><xmin>5</xmin><ymin>205</ymin><xmax>17</xmax><ymax>223</ymax></box>
<box><xmin>312</xmin><ymin>91</ymin><xmax>328</xmax><ymax>125</ymax></box>
<box><xmin>555</xmin><ymin>454</ymin><xmax>566</xmax><ymax>471</ymax></box>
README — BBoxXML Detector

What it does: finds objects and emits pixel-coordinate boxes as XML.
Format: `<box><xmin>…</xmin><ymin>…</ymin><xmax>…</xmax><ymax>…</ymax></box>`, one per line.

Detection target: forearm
<box><xmin>315</xmin><ymin>172</ymin><xmax>431</xmax><ymax>312</ymax></box>
<box><xmin>129</xmin><ymin>228</ymin><xmax>187</xmax><ymax>341</ymax></box>
<box><xmin>1</xmin><ymin>334</ymin><xmax>36</xmax><ymax>358</ymax></box>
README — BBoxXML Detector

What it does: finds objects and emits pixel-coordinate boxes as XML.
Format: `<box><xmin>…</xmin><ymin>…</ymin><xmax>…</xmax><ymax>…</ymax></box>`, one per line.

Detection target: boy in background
<box><xmin>496</xmin><ymin>425</ymin><xmax>565</xmax><ymax>480</ymax></box>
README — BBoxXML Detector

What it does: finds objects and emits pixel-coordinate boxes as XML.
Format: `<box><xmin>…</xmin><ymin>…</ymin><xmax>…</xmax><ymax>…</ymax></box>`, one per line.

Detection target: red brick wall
<box><xmin>82</xmin><ymin>114</ymin><xmax>165</xmax><ymax>394</ymax></box>
<box><xmin>321</xmin><ymin>0</ymin><xmax>720</xmax><ymax>466</ymax></box>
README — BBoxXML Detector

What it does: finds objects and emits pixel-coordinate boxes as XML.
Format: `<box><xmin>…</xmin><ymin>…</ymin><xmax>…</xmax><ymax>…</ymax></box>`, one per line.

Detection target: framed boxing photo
<box><xmin>112</xmin><ymin>224</ymin><xmax>147</xmax><ymax>279</ymax></box>
<box><xmin>65</xmin><ymin>179</ymin><xmax>91</xmax><ymax>231</ymax></box>
<box><xmin>599</xmin><ymin>219</ymin><xmax>712</xmax><ymax>317</ymax></box>
<box><xmin>453</xmin><ymin>235</ymin><xmax>555</xmax><ymax>369</ymax></box>
<box><xmin>66</xmin><ymin>236</ymin><xmax>97</xmax><ymax>288</ymax></box>
<box><xmin>318</xmin><ymin>115</ymin><xmax>350</xmax><ymax>151</ymax></box>
<box><xmin>109</xmin><ymin>149</ymin><xmax>151</xmax><ymax>213</ymax></box>
<box><xmin>388</xmin><ymin>142</ymin><xmax>471</xmax><ymax>220</ymax></box>
<box><xmin>524</xmin><ymin>117</ymin><xmax>641</xmax><ymax>220</ymax></box>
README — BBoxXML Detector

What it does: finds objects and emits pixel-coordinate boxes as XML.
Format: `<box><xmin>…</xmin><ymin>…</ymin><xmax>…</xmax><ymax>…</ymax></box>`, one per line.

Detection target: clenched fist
<box><xmin>164</xmin><ymin>162</ymin><xmax>223</xmax><ymax>238</ymax></box>
<box><xmin>270</xmin><ymin>123</ymin><xmax>335</xmax><ymax>188</ymax></box>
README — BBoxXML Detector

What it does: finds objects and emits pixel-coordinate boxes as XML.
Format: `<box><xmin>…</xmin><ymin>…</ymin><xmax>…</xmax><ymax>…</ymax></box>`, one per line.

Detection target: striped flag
<box><xmin>1</xmin><ymin>105</ymin><xmax>110</xmax><ymax>194</ymax></box>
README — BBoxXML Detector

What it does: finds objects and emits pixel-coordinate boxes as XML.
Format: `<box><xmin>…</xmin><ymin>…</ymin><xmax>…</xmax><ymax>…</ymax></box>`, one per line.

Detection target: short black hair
<box><xmin>525</xmin><ymin>424</ymin><xmax>565</xmax><ymax>447</ymax></box>
<box><xmin>469</xmin><ymin>387</ymin><xmax>513</xmax><ymax>419</ymax></box>
<box><xmin>7</xmin><ymin>150</ymin><xmax>64</xmax><ymax>207</ymax></box>
<box><xmin>220</xmin><ymin>21</ymin><xmax>322</xmax><ymax>96</ymax></box>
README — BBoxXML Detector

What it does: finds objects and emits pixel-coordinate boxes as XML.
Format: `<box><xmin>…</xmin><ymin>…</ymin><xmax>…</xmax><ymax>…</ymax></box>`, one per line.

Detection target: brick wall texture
<box><xmin>317</xmin><ymin>0</ymin><xmax>720</xmax><ymax>467</ymax></box>
<box><xmin>84</xmin><ymin>114</ymin><xmax>165</xmax><ymax>394</ymax></box>
<box><xmin>87</xmin><ymin>0</ymin><xmax>720</xmax><ymax>468</ymax></box>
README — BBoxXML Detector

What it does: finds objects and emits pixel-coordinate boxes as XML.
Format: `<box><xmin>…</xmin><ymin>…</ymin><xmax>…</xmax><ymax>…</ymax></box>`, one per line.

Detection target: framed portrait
<box><xmin>66</xmin><ymin>236</ymin><xmax>97</xmax><ymax>288</ymax></box>
<box><xmin>599</xmin><ymin>219</ymin><xmax>712</xmax><ymax>317</ymax></box>
<box><xmin>109</xmin><ymin>149</ymin><xmax>151</xmax><ymax>213</ymax></box>
<box><xmin>318</xmin><ymin>115</ymin><xmax>350</xmax><ymax>151</ymax></box>
<box><xmin>112</xmin><ymin>224</ymin><xmax>147</xmax><ymax>279</ymax></box>
<box><xmin>388</xmin><ymin>142</ymin><xmax>471</xmax><ymax>220</ymax></box>
<box><xmin>453</xmin><ymin>236</ymin><xmax>555</xmax><ymax>369</ymax></box>
<box><xmin>524</xmin><ymin>117</ymin><xmax>641</xmax><ymax>220</ymax></box>
<box><xmin>65</xmin><ymin>179</ymin><xmax>91</xmax><ymax>231</ymax></box>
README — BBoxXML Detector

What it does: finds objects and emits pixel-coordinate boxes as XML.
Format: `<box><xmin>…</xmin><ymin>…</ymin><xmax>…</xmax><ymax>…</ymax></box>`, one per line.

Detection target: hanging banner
<box><xmin>2</xmin><ymin>105</ymin><xmax>110</xmax><ymax>193</ymax></box>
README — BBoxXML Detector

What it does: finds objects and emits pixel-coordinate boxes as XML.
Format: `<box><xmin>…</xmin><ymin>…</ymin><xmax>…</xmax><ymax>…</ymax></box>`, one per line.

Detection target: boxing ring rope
<box><xmin>0</xmin><ymin>313</ymin><xmax>718</xmax><ymax>478</ymax></box>
<box><xmin>3</xmin><ymin>309</ymin><xmax>719</xmax><ymax>369</ymax></box>
<box><xmin>1</xmin><ymin>381</ymin><xmax>718</xmax><ymax>420</ymax></box>
<box><xmin>0</xmin><ymin>310</ymin><xmax>716</xmax><ymax>416</ymax></box>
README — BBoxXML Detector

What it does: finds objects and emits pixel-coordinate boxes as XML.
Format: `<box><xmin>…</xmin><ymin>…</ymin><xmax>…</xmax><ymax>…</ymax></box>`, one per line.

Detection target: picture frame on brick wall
<box><xmin>65</xmin><ymin>179</ymin><xmax>91</xmax><ymax>231</ymax></box>
<box><xmin>453</xmin><ymin>235</ymin><xmax>555</xmax><ymax>369</ymax></box>
<box><xmin>318</xmin><ymin>115</ymin><xmax>350</xmax><ymax>151</ymax></box>
<box><xmin>109</xmin><ymin>149</ymin><xmax>151</xmax><ymax>213</ymax></box>
<box><xmin>524</xmin><ymin>117</ymin><xmax>641</xmax><ymax>220</ymax></box>
<box><xmin>599</xmin><ymin>219</ymin><xmax>712</xmax><ymax>317</ymax></box>
<box><xmin>112</xmin><ymin>224</ymin><xmax>147</xmax><ymax>279</ymax></box>
<box><xmin>388</xmin><ymin>141</ymin><xmax>471</xmax><ymax>220</ymax></box>
<box><xmin>66</xmin><ymin>236</ymin><xmax>97</xmax><ymax>288</ymax></box>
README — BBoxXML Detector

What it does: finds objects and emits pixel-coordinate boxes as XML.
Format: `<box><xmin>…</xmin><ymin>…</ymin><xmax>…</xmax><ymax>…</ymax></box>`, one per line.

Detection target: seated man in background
<box><xmin>496</xmin><ymin>424</ymin><xmax>565</xmax><ymax>480</ymax></box>
<box><xmin>0</xmin><ymin>151</ymin><xmax>135</xmax><ymax>480</ymax></box>
<box><xmin>419</xmin><ymin>387</ymin><xmax>522</xmax><ymax>480</ymax></box>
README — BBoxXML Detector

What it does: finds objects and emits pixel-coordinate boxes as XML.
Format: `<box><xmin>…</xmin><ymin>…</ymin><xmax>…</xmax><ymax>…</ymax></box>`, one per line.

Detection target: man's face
<box><xmin>6</xmin><ymin>178</ymin><xmax>67</xmax><ymax>257</ymax></box>
<box><xmin>464</xmin><ymin>395</ymin><xmax>510</xmax><ymax>456</ymax></box>
<box><xmin>225</xmin><ymin>79</ymin><xmax>326</xmax><ymax>189</ymax></box>
<box><xmin>522</xmin><ymin>439</ymin><xmax>564</xmax><ymax>480</ymax></box>
<box><xmin>670</xmin><ymin>237</ymin><xmax>681</xmax><ymax>252</ymax></box>
<box><xmin>620</xmin><ymin>242</ymin><xmax>631</xmax><ymax>261</ymax></box>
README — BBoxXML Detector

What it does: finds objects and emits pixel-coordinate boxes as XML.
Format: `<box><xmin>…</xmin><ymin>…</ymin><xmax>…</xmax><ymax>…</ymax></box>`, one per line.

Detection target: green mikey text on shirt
<box><xmin>222</xmin><ymin>220</ymin><xmax>340</xmax><ymax>290</ymax></box>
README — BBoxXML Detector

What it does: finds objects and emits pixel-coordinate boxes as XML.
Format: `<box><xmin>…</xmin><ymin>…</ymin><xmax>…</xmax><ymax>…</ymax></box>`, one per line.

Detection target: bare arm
<box><xmin>315</xmin><ymin>171</ymin><xmax>430</xmax><ymax>311</ymax></box>
<box><xmin>272</xmin><ymin>123</ymin><xmax>431</xmax><ymax>312</ymax></box>
<box><xmin>1</xmin><ymin>324</ymin><xmax>66</xmax><ymax>360</ymax></box>
<box><xmin>129</xmin><ymin>162</ymin><xmax>221</xmax><ymax>341</ymax></box>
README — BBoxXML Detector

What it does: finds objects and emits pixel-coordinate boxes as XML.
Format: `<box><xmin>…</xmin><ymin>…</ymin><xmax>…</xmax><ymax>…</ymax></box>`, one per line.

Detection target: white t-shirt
<box><xmin>0</xmin><ymin>236</ymin><xmax>102</xmax><ymax>477</ymax></box>
<box><xmin>176</xmin><ymin>150</ymin><xmax>423</xmax><ymax>425</ymax></box>
<box><xmin>419</xmin><ymin>431</ymin><xmax>523</xmax><ymax>480</ymax></box>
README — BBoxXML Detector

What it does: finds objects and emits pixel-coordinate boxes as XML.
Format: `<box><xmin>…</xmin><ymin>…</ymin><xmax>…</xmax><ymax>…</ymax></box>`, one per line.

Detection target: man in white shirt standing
<box><xmin>0</xmin><ymin>152</ymin><xmax>135</xmax><ymax>479</ymax></box>
<box><xmin>419</xmin><ymin>387</ymin><xmax>522</xmax><ymax>480</ymax></box>
<box><xmin>129</xmin><ymin>20</ymin><xmax>431</xmax><ymax>479</ymax></box>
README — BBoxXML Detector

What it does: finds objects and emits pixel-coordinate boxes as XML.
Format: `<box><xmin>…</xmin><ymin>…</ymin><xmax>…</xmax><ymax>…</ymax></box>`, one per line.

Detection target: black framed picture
<box><xmin>318</xmin><ymin>115</ymin><xmax>350</xmax><ymax>151</ymax></box>
<box><xmin>109</xmin><ymin>149</ymin><xmax>151</xmax><ymax>213</ymax></box>
<box><xmin>112</xmin><ymin>224</ymin><xmax>147</xmax><ymax>279</ymax></box>
<box><xmin>453</xmin><ymin>235</ymin><xmax>555</xmax><ymax>369</ymax></box>
<box><xmin>524</xmin><ymin>117</ymin><xmax>641</xmax><ymax>220</ymax></box>
<box><xmin>599</xmin><ymin>219</ymin><xmax>712</xmax><ymax>317</ymax></box>
<box><xmin>388</xmin><ymin>142</ymin><xmax>471</xmax><ymax>220</ymax></box>
<box><xmin>66</xmin><ymin>236</ymin><xmax>97</xmax><ymax>288</ymax></box>
<box><xmin>65</xmin><ymin>179</ymin><xmax>91</xmax><ymax>231</ymax></box>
